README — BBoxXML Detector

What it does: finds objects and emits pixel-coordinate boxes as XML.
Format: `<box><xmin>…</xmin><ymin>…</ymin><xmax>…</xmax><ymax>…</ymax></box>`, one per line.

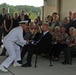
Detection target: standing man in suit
<box><xmin>69</xmin><ymin>12</ymin><xmax>76</xmax><ymax>28</ymax></box>
<box><xmin>0</xmin><ymin>7</ymin><xmax>6</xmax><ymax>47</ymax></box>
<box><xmin>0</xmin><ymin>21</ymin><xmax>28</xmax><ymax>72</ymax></box>
<box><xmin>0</xmin><ymin>7</ymin><xmax>6</xmax><ymax>24</ymax></box>
<box><xmin>18</xmin><ymin>9</ymin><xmax>31</xmax><ymax>24</ymax></box>
<box><xmin>22</xmin><ymin>23</ymin><xmax>52</xmax><ymax>67</ymax></box>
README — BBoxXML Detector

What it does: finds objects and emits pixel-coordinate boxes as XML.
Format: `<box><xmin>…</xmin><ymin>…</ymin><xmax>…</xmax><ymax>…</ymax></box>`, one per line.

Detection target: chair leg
<box><xmin>69</xmin><ymin>53</ymin><xmax>72</xmax><ymax>65</ymax></box>
<box><xmin>49</xmin><ymin>56</ymin><xmax>53</xmax><ymax>66</ymax></box>
<box><xmin>49</xmin><ymin>46</ymin><xmax>53</xmax><ymax>66</ymax></box>
<box><xmin>34</xmin><ymin>47</ymin><xmax>38</xmax><ymax>68</ymax></box>
<box><xmin>34</xmin><ymin>54</ymin><xmax>38</xmax><ymax>68</ymax></box>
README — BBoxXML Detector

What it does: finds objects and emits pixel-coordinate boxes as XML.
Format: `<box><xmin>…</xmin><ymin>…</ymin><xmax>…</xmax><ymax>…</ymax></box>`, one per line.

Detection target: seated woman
<box><xmin>62</xmin><ymin>27</ymin><xmax>76</xmax><ymax>65</ymax></box>
<box><xmin>20</xmin><ymin>24</ymin><xmax>41</xmax><ymax>62</ymax></box>
<box><xmin>52</xmin><ymin>26</ymin><xmax>68</xmax><ymax>61</ymax></box>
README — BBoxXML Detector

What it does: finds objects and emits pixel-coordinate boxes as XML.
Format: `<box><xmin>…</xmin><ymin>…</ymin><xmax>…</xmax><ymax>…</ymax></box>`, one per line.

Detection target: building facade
<box><xmin>41</xmin><ymin>0</ymin><xmax>76</xmax><ymax>22</ymax></box>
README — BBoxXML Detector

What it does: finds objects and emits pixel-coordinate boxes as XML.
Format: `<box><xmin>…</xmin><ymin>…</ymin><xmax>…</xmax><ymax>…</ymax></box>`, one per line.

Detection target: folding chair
<box><xmin>69</xmin><ymin>49</ymin><xmax>76</xmax><ymax>65</ymax></box>
<box><xmin>34</xmin><ymin>45</ymin><xmax>53</xmax><ymax>67</ymax></box>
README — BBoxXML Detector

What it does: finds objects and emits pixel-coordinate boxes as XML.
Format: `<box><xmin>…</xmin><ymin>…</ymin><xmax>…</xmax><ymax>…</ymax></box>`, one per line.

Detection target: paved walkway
<box><xmin>0</xmin><ymin>47</ymin><xmax>76</xmax><ymax>75</ymax></box>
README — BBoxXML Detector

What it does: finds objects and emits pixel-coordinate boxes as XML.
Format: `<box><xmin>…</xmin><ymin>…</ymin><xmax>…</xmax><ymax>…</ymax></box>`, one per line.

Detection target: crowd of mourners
<box><xmin>0</xmin><ymin>7</ymin><xmax>76</xmax><ymax>69</ymax></box>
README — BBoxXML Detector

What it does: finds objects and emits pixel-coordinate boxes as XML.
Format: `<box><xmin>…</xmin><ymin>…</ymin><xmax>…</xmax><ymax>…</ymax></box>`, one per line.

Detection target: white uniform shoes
<box><xmin>0</xmin><ymin>65</ymin><xmax>8</xmax><ymax>72</ymax></box>
<box><xmin>13</xmin><ymin>62</ymin><xmax>22</xmax><ymax>67</ymax></box>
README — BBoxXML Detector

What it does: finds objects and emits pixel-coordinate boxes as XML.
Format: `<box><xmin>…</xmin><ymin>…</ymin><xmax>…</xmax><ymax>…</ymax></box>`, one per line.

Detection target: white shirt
<box><xmin>4</xmin><ymin>26</ymin><xmax>26</xmax><ymax>46</ymax></box>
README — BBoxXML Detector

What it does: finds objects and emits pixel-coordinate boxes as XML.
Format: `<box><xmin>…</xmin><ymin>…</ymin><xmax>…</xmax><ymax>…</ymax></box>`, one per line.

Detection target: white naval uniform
<box><xmin>1</xmin><ymin>26</ymin><xmax>26</xmax><ymax>68</ymax></box>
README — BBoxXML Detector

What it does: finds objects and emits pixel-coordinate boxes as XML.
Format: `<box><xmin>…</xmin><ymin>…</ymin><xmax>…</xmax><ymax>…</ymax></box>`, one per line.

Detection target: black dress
<box><xmin>12</xmin><ymin>18</ymin><xmax>19</xmax><ymax>28</ymax></box>
<box><xmin>3</xmin><ymin>19</ymin><xmax>12</xmax><ymax>36</ymax></box>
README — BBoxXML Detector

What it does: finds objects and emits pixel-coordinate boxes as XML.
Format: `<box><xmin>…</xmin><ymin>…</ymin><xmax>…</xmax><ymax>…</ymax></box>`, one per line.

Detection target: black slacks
<box><xmin>0</xmin><ymin>28</ymin><xmax>2</xmax><ymax>46</ymax></box>
<box><xmin>21</xmin><ymin>44</ymin><xmax>51</xmax><ymax>64</ymax></box>
<box><xmin>64</xmin><ymin>46</ymin><xmax>76</xmax><ymax>63</ymax></box>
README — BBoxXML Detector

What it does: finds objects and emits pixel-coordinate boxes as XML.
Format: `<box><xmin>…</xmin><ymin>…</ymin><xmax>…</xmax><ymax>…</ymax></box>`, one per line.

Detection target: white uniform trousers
<box><xmin>1</xmin><ymin>40</ymin><xmax>21</xmax><ymax>68</ymax></box>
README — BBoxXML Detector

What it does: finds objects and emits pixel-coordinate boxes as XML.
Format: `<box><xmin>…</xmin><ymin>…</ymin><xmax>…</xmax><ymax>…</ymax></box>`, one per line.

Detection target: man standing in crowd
<box><xmin>18</xmin><ymin>9</ymin><xmax>31</xmax><ymax>24</ymax></box>
<box><xmin>0</xmin><ymin>7</ymin><xmax>6</xmax><ymax>47</ymax></box>
<box><xmin>69</xmin><ymin>12</ymin><xmax>76</xmax><ymax>28</ymax></box>
<box><xmin>0</xmin><ymin>21</ymin><xmax>28</xmax><ymax>72</ymax></box>
<box><xmin>0</xmin><ymin>7</ymin><xmax>6</xmax><ymax>24</ymax></box>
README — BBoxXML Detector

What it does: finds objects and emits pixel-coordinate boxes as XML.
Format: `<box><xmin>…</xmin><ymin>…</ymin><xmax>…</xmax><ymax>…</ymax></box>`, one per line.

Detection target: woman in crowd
<box><xmin>52</xmin><ymin>26</ymin><xmax>68</xmax><ymax>61</ymax></box>
<box><xmin>3</xmin><ymin>13</ymin><xmax>12</xmax><ymax>36</ymax></box>
<box><xmin>60</xmin><ymin>26</ymin><xmax>68</xmax><ymax>45</ymax></box>
<box><xmin>20</xmin><ymin>24</ymin><xmax>41</xmax><ymax>61</ymax></box>
<box><xmin>34</xmin><ymin>16</ymin><xmax>42</xmax><ymax>33</ymax></box>
<box><xmin>62</xmin><ymin>27</ymin><xmax>76</xmax><ymax>64</ymax></box>
<box><xmin>51</xmin><ymin>14</ymin><xmax>61</xmax><ymax>31</ymax></box>
<box><xmin>52</xmin><ymin>26</ymin><xmax>62</xmax><ymax>61</ymax></box>
<box><xmin>34</xmin><ymin>16</ymin><xmax>42</xmax><ymax>26</ymax></box>
<box><xmin>46</xmin><ymin>15</ymin><xmax>53</xmax><ymax>26</ymax></box>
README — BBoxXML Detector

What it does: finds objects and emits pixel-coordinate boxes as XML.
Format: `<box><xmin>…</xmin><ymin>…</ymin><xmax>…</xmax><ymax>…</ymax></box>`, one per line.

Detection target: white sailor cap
<box><xmin>19</xmin><ymin>21</ymin><xmax>28</xmax><ymax>25</ymax></box>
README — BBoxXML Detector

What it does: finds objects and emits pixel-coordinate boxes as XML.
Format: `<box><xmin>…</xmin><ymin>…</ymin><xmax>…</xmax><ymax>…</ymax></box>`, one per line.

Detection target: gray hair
<box><xmin>69</xmin><ymin>27</ymin><xmax>75</xmax><ymax>31</ymax></box>
<box><xmin>73</xmin><ymin>29</ymin><xmax>76</xmax><ymax>32</ymax></box>
<box><xmin>55</xmin><ymin>26</ymin><xmax>60</xmax><ymax>31</ymax></box>
<box><xmin>64</xmin><ymin>17</ymin><xmax>69</xmax><ymax>21</ymax></box>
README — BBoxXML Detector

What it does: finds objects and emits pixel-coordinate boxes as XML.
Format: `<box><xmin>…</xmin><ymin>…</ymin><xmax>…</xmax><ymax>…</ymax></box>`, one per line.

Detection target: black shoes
<box><xmin>62</xmin><ymin>61</ymin><xmax>69</xmax><ymax>65</ymax></box>
<box><xmin>22</xmin><ymin>63</ymin><xmax>31</xmax><ymax>67</ymax></box>
<box><xmin>17</xmin><ymin>60</ymin><xmax>22</xmax><ymax>64</ymax></box>
<box><xmin>0</xmin><ymin>54</ymin><xmax>6</xmax><ymax>56</ymax></box>
<box><xmin>52</xmin><ymin>57</ymin><xmax>59</xmax><ymax>61</ymax></box>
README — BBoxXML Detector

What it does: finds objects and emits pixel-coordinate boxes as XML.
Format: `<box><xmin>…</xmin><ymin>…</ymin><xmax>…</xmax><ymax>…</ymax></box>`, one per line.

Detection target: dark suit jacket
<box><xmin>38</xmin><ymin>32</ymin><xmax>52</xmax><ymax>47</ymax></box>
<box><xmin>30</xmin><ymin>32</ymin><xmax>41</xmax><ymax>42</ymax></box>
<box><xmin>69</xmin><ymin>20</ymin><xmax>76</xmax><ymax>28</ymax></box>
<box><xmin>18</xmin><ymin>14</ymin><xmax>31</xmax><ymax>24</ymax></box>
<box><xmin>0</xmin><ymin>14</ymin><xmax>6</xmax><ymax>24</ymax></box>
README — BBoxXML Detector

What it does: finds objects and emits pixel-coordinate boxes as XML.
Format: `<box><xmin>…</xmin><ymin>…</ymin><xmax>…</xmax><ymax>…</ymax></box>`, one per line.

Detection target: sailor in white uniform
<box><xmin>0</xmin><ymin>21</ymin><xmax>28</xmax><ymax>72</ymax></box>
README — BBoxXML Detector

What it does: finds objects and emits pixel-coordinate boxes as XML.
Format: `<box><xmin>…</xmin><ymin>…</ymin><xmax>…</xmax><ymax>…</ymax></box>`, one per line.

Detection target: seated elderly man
<box><xmin>62</xmin><ymin>27</ymin><xmax>76</xmax><ymax>65</ymax></box>
<box><xmin>0</xmin><ymin>21</ymin><xmax>28</xmax><ymax>72</ymax></box>
<box><xmin>21</xmin><ymin>23</ymin><xmax>52</xmax><ymax>67</ymax></box>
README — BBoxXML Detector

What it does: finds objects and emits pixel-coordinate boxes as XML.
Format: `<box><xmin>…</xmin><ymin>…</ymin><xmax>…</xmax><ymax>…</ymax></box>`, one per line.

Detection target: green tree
<box><xmin>0</xmin><ymin>3</ymin><xmax>41</xmax><ymax>19</ymax></box>
<box><xmin>29</xmin><ymin>12</ymin><xmax>37</xmax><ymax>20</ymax></box>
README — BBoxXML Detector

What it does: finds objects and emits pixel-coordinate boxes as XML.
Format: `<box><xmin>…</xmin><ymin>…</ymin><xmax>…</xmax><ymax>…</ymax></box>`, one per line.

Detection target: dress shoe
<box><xmin>17</xmin><ymin>60</ymin><xmax>22</xmax><ymax>64</ymax></box>
<box><xmin>13</xmin><ymin>62</ymin><xmax>22</xmax><ymax>67</ymax></box>
<box><xmin>0</xmin><ymin>65</ymin><xmax>8</xmax><ymax>72</ymax></box>
<box><xmin>62</xmin><ymin>61</ymin><xmax>69</xmax><ymax>65</ymax></box>
<box><xmin>52</xmin><ymin>57</ymin><xmax>59</xmax><ymax>61</ymax></box>
<box><xmin>0</xmin><ymin>54</ymin><xmax>6</xmax><ymax>56</ymax></box>
<box><xmin>22</xmin><ymin>63</ymin><xmax>31</xmax><ymax>67</ymax></box>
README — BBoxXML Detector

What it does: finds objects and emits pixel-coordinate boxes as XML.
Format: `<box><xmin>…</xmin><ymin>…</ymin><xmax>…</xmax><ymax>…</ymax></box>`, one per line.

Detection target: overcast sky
<box><xmin>0</xmin><ymin>0</ymin><xmax>44</xmax><ymax>7</ymax></box>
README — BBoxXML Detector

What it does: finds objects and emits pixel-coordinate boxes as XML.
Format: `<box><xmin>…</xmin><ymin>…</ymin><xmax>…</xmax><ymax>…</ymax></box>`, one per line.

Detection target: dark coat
<box><xmin>38</xmin><ymin>32</ymin><xmax>52</xmax><ymax>47</ymax></box>
<box><xmin>69</xmin><ymin>20</ymin><xmax>76</xmax><ymax>28</ymax></box>
<box><xmin>0</xmin><ymin>14</ymin><xmax>6</xmax><ymax>24</ymax></box>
